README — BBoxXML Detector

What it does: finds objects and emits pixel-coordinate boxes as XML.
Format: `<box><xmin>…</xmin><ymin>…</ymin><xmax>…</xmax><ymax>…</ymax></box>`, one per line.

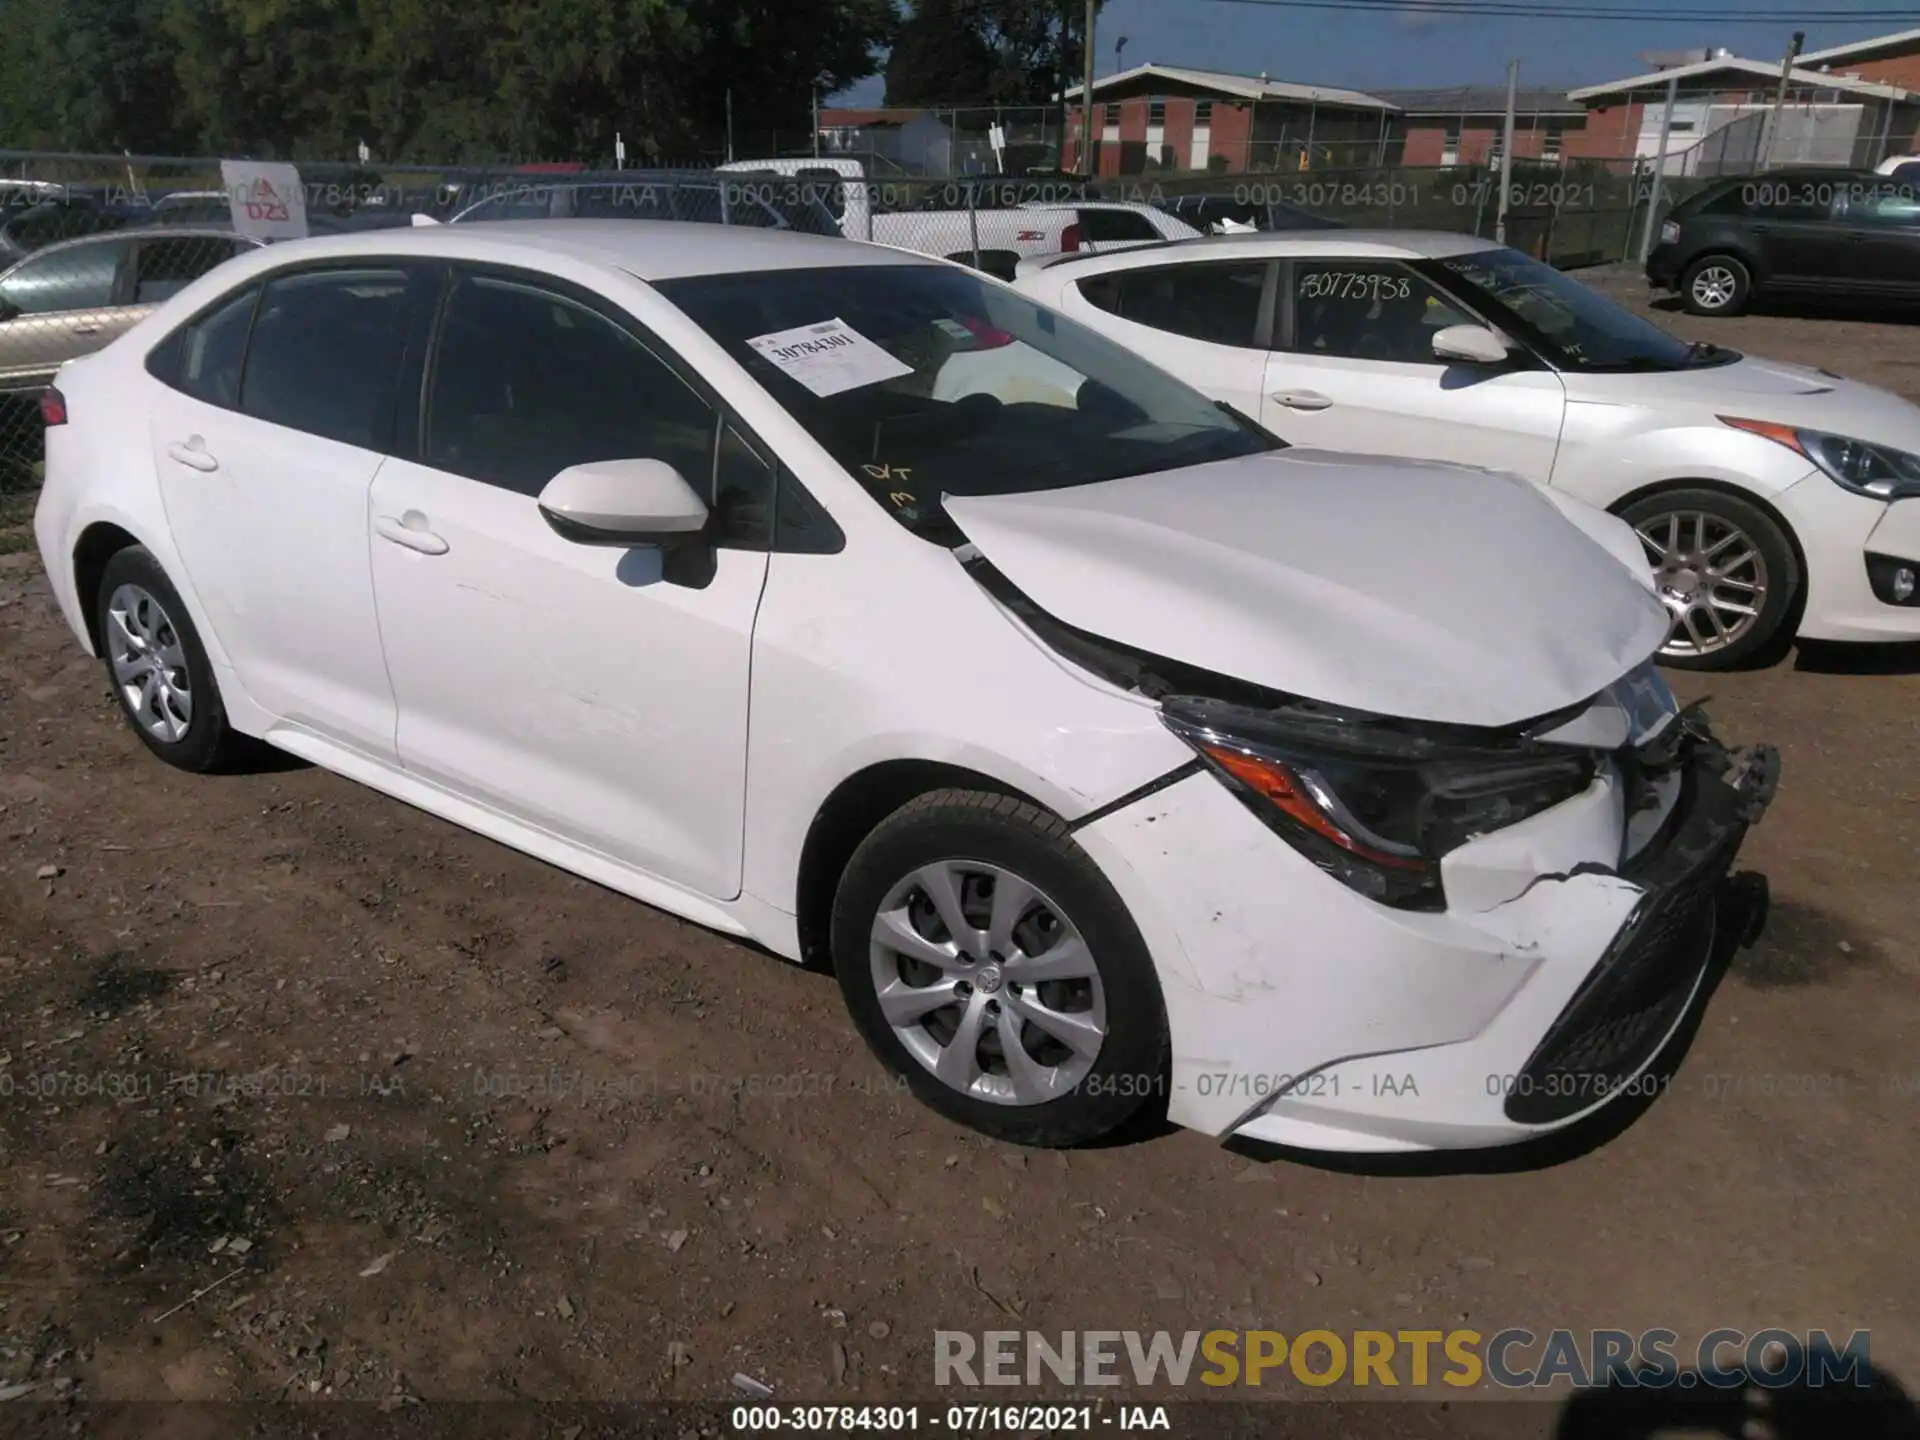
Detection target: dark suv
<box><xmin>1647</xmin><ymin>167</ymin><xmax>1920</xmax><ymax>316</ymax></box>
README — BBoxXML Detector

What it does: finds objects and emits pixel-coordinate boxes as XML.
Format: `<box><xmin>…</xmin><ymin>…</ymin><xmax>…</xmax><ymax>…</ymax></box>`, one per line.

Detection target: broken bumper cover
<box><xmin>1501</xmin><ymin>737</ymin><xmax>1775</xmax><ymax>1125</ymax></box>
<box><xmin>1071</xmin><ymin>725</ymin><xmax>1777</xmax><ymax>1153</ymax></box>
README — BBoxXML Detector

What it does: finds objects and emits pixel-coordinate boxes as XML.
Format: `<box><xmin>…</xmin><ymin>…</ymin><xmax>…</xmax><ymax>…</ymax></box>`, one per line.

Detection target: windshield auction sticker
<box><xmin>746</xmin><ymin>317</ymin><xmax>913</xmax><ymax>397</ymax></box>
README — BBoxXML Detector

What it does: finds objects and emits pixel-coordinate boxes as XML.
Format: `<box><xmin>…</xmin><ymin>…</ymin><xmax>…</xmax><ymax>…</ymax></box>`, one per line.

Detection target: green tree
<box><xmin>885</xmin><ymin>0</ymin><xmax>996</xmax><ymax>107</ymax></box>
<box><xmin>885</xmin><ymin>0</ymin><xmax>1101</xmax><ymax>108</ymax></box>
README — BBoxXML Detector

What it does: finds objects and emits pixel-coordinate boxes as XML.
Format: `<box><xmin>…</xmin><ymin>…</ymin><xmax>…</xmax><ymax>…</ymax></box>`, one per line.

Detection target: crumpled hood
<box><xmin>946</xmin><ymin>449</ymin><xmax>1674</xmax><ymax>729</ymax></box>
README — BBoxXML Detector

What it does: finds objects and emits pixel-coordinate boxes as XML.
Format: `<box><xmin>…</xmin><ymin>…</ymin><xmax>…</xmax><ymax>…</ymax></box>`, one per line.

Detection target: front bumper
<box><xmin>1786</xmin><ymin>479</ymin><xmax>1920</xmax><ymax>643</ymax></box>
<box><xmin>1072</xmin><ymin>718</ymin><xmax>1776</xmax><ymax>1152</ymax></box>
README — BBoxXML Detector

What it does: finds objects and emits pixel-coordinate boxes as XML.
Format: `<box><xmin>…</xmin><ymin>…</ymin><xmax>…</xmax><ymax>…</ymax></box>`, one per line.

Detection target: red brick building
<box><xmin>1371</xmin><ymin>86</ymin><xmax>1589</xmax><ymax>166</ymax></box>
<box><xmin>1061</xmin><ymin>65</ymin><xmax>1398</xmax><ymax>176</ymax></box>
<box><xmin>1801</xmin><ymin>27</ymin><xmax>1920</xmax><ymax>90</ymax></box>
<box><xmin>1566</xmin><ymin>53</ymin><xmax>1917</xmax><ymax>171</ymax></box>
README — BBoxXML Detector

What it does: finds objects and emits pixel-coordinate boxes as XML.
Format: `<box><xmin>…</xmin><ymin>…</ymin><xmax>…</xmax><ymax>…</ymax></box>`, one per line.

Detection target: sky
<box><xmin>831</xmin><ymin>0</ymin><xmax>1920</xmax><ymax>104</ymax></box>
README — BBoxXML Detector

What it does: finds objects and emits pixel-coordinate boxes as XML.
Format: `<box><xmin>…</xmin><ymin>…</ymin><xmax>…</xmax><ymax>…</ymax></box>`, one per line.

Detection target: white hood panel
<box><xmin>948</xmin><ymin>450</ymin><xmax>1674</xmax><ymax>729</ymax></box>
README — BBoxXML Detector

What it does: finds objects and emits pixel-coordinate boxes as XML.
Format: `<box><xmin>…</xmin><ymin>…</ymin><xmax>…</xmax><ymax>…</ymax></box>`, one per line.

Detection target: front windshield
<box><xmin>656</xmin><ymin>263</ymin><xmax>1277</xmax><ymax>544</ymax></box>
<box><xmin>1424</xmin><ymin>247</ymin><xmax>1728</xmax><ymax>372</ymax></box>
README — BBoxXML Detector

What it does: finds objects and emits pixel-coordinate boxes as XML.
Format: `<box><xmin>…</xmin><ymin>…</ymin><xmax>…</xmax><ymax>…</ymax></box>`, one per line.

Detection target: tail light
<box><xmin>1061</xmin><ymin>222</ymin><xmax>1085</xmax><ymax>252</ymax></box>
<box><xmin>40</xmin><ymin>386</ymin><xmax>67</xmax><ymax>426</ymax></box>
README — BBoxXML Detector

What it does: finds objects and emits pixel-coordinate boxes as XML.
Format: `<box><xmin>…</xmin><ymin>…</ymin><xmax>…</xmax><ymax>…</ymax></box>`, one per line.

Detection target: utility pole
<box><xmin>726</xmin><ymin>88</ymin><xmax>735</xmax><ymax>164</ymax></box>
<box><xmin>1759</xmin><ymin>31</ymin><xmax>1805</xmax><ymax>171</ymax></box>
<box><xmin>1081</xmin><ymin>0</ymin><xmax>1098</xmax><ymax>178</ymax></box>
<box><xmin>1494</xmin><ymin>59</ymin><xmax>1519</xmax><ymax>244</ymax></box>
<box><xmin>813</xmin><ymin>85</ymin><xmax>822</xmax><ymax>159</ymax></box>
<box><xmin>1640</xmin><ymin>69</ymin><xmax>1680</xmax><ymax>262</ymax></box>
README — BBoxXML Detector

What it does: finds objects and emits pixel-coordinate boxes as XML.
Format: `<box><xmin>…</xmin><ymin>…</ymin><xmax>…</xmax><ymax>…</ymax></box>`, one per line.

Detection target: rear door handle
<box><xmin>375</xmin><ymin>513</ymin><xmax>449</xmax><ymax>556</ymax></box>
<box><xmin>164</xmin><ymin>440</ymin><xmax>218</xmax><ymax>472</ymax></box>
<box><xmin>1272</xmin><ymin>390</ymin><xmax>1334</xmax><ymax>411</ymax></box>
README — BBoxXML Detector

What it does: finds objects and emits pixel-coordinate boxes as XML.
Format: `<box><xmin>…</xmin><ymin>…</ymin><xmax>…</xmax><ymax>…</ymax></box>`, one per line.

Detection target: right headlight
<box><xmin>1721</xmin><ymin>416</ymin><xmax>1920</xmax><ymax>500</ymax></box>
<box><xmin>1660</xmin><ymin>220</ymin><xmax>1681</xmax><ymax>244</ymax></box>
<box><xmin>1161</xmin><ymin>697</ymin><xmax>1598</xmax><ymax>912</ymax></box>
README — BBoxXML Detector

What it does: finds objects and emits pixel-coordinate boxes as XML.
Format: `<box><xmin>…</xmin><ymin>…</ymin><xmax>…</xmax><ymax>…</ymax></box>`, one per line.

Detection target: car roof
<box><xmin>1024</xmin><ymin>229</ymin><xmax>1501</xmax><ymax>276</ymax></box>
<box><xmin>177</xmin><ymin>219</ymin><xmax>931</xmax><ymax>282</ymax></box>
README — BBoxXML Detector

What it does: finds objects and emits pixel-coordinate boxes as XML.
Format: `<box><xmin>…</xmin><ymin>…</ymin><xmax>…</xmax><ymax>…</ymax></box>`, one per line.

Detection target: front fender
<box><xmin>1553</xmin><ymin>414</ymin><xmax>1820</xmax><ymax>512</ymax></box>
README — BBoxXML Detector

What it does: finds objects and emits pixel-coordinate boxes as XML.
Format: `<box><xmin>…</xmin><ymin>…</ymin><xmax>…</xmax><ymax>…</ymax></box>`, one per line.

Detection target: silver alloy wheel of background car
<box><xmin>1688</xmin><ymin>264</ymin><xmax>1740</xmax><ymax>312</ymax></box>
<box><xmin>106</xmin><ymin>582</ymin><xmax>194</xmax><ymax>743</ymax></box>
<box><xmin>1634</xmin><ymin>509</ymin><xmax>1770</xmax><ymax>658</ymax></box>
<box><xmin>869</xmin><ymin>859</ymin><xmax>1107</xmax><ymax>1106</ymax></box>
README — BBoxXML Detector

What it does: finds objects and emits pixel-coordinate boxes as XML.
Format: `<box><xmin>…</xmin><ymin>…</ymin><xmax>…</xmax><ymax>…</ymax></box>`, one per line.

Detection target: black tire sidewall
<box><xmin>1682</xmin><ymin>255</ymin><xmax>1750</xmax><ymax>315</ymax></box>
<box><xmin>1621</xmin><ymin>487</ymin><xmax>1798</xmax><ymax>670</ymax></box>
<box><xmin>95</xmin><ymin>546</ymin><xmax>235</xmax><ymax>772</ymax></box>
<box><xmin>830</xmin><ymin>791</ymin><xmax>1169</xmax><ymax>1147</ymax></box>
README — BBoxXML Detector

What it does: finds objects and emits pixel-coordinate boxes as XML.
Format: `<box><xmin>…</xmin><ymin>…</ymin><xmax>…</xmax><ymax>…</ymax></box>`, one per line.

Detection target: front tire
<box><xmin>1620</xmin><ymin>488</ymin><xmax>1799</xmax><ymax>670</ymax></box>
<box><xmin>830</xmin><ymin>789</ymin><xmax>1168</xmax><ymax>1147</ymax></box>
<box><xmin>95</xmin><ymin>546</ymin><xmax>246</xmax><ymax>772</ymax></box>
<box><xmin>1681</xmin><ymin>254</ymin><xmax>1751</xmax><ymax>316</ymax></box>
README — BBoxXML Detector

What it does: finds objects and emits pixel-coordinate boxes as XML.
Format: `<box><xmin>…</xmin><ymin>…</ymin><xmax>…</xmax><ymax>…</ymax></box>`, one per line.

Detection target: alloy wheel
<box><xmin>106</xmin><ymin>583</ymin><xmax>194</xmax><ymax>743</ymax></box>
<box><xmin>868</xmin><ymin>860</ymin><xmax>1106</xmax><ymax>1106</ymax></box>
<box><xmin>1689</xmin><ymin>265</ymin><xmax>1739</xmax><ymax>311</ymax></box>
<box><xmin>1633</xmin><ymin>510</ymin><xmax>1770</xmax><ymax>659</ymax></box>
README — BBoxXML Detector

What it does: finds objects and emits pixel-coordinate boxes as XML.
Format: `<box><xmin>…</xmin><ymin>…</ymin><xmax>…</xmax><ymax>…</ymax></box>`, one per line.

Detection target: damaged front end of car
<box><xmin>967</xmin><ymin>550</ymin><xmax>1780</xmax><ymax>1132</ymax></box>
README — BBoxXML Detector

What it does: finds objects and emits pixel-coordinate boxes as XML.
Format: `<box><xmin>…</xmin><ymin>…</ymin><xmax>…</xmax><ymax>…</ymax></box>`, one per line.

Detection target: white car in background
<box><xmin>1016</xmin><ymin>232</ymin><xmax>1920</xmax><ymax>669</ymax></box>
<box><xmin>715</xmin><ymin>159</ymin><xmax>1198</xmax><ymax>274</ymax></box>
<box><xmin>35</xmin><ymin>221</ymin><xmax>1775</xmax><ymax>1155</ymax></box>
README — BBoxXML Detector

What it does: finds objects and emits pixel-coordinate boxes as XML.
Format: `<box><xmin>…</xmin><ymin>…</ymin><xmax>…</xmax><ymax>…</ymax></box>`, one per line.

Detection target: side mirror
<box><xmin>1432</xmin><ymin>323</ymin><xmax>1510</xmax><ymax>366</ymax></box>
<box><xmin>537</xmin><ymin>458</ymin><xmax>709</xmax><ymax>548</ymax></box>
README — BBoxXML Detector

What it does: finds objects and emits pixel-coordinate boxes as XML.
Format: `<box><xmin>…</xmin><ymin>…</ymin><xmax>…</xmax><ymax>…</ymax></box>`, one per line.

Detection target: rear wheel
<box><xmin>1620</xmin><ymin>488</ymin><xmax>1798</xmax><ymax>670</ymax></box>
<box><xmin>95</xmin><ymin>546</ymin><xmax>247</xmax><ymax>771</ymax></box>
<box><xmin>1681</xmin><ymin>254</ymin><xmax>1751</xmax><ymax>316</ymax></box>
<box><xmin>830</xmin><ymin>789</ymin><xmax>1168</xmax><ymax>1147</ymax></box>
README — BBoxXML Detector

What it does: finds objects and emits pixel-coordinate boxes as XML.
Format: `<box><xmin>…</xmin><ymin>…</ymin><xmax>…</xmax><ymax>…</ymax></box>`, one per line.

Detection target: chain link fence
<box><xmin>0</xmin><ymin>147</ymin><xmax>1804</xmax><ymax>483</ymax></box>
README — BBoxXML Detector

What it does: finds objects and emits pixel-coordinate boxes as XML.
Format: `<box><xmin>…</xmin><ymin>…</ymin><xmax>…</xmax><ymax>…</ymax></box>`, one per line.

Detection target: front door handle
<box><xmin>375</xmin><ymin>513</ymin><xmax>449</xmax><ymax>556</ymax></box>
<box><xmin>164</xmin><ymin>439</ymin><xmax>218</xmax><ymax>472</ymax></box>
<box><xmin>1272</xmin><ymin>389</ymin><xmax>1334</xmax><ymax>411</ymax></box>
<box><xmin>72</xmin><ymin>324</ymin><xmax>101</xmax><ymax>337</ymax></box>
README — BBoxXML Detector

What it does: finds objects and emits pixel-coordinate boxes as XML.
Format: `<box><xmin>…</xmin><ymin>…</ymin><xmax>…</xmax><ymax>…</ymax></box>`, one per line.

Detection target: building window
<box><xmin>1104</xmin><ymin>103</ymin><xmax>1121</xmax><ymax>124</ymax></box>
<box><xmin>1196</xmin><ymin>101</ymin><xmax>1214</xmax><ymax>122</ymax></box>
<box><xmin>1542</xmin><ymin>122</ymin><xmax>1564</xmax><ymax>160</ymax></box>
<box><xmin>1442</xmin><ymin>121</ymin><xmax>1462</xmax><ymax>165</ymax></box>
<box><xmin>1149</xmin><ymin>100</ymin><xmax>1167</xmax><ymax>126</ymax></box>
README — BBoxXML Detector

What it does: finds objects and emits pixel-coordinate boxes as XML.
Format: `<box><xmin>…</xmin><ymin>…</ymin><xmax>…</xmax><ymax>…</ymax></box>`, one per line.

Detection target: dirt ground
<box><xmin>2</xmin><ymin>278</ymin><xmax>1919</xmax><ymax>1434</ymax></box>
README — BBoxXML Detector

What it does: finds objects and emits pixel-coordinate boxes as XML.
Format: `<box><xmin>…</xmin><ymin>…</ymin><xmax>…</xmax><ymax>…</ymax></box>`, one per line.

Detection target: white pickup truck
<box><xmin>715</xmin><ymin>158</ymin><xmax>1197</xmax><ymax>277</ymax></box>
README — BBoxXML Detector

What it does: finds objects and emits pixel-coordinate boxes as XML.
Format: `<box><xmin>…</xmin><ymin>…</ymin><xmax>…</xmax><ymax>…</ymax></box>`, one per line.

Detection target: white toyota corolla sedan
<box><xmin>1015</xmin><ymin>232</ymin><xmax>1920</xmax><ymax>670</ymax></box>
<box><xmin>34</xmin><ymin>222</ymin><xmax>1777</xmax><ymax>1153</ymax></box>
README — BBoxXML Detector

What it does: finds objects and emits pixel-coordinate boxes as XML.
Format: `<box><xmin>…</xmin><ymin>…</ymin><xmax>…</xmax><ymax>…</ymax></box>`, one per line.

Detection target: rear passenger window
<box><xmin>240</xmin><ymin>268</ymin><xmax>419</xmax><ymax>450</ymax></box>
<box><xmin>147</xmin><ymin>284</ymin><xmax>258</xmax><ymax>408</ymax></box>
<box><xmin>1082</xmin><ymin>261</ymin><xmax>1270</xmax><ymax>347</ymax></box>
<box><xmin>424</xmin><ymin>273</ymin><xmax>717</xmax><ymax>499</ymax></box>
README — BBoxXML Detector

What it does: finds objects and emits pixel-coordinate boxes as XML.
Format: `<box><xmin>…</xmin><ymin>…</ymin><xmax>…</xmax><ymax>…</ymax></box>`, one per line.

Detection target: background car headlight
<box><xmin>1720</xmin><ymin>416</ymin><xmax>1920</xmax><ymax>500</ymax></box>
<box><xmin>1162</xmin><ymin>700</ymin><xmax>1597</xmax><ymax>912</ymax></box>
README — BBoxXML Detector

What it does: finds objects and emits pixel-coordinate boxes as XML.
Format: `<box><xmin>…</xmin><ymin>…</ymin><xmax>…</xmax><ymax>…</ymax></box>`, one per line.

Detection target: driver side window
<box><xmin>1280</xmin><ymin>261</ymin><xmax>1470</xmax><ymax>365</ymax></box>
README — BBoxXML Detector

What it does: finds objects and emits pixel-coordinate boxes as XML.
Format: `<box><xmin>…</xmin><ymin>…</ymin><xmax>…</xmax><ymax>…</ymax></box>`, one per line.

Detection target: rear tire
<box><xmin>1620</xmin><ymin>487</ymin><xmax>1799</xmax><ymax>671</ymax></box>
<box><xmin>830</xmin><ymin>788</ymin><xmax>1168</xmax><ymax>1147</ymax></box>
<box><xmin>1680</xmin><ymin>254</ymin><xmax>1751</xmax><ymax>316</ymax></box>
<box><xmin>94</xmin><ymin>546</ymin><xmax>247</xmax><ymax>772</ymax></box>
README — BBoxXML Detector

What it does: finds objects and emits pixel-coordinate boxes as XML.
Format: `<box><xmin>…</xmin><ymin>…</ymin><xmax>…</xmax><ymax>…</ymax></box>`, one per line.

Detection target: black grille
<box><xmin>1503</xmin><ymin>846</ymin><xmax>1730</xmax><ymax>1125</ymax></box>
